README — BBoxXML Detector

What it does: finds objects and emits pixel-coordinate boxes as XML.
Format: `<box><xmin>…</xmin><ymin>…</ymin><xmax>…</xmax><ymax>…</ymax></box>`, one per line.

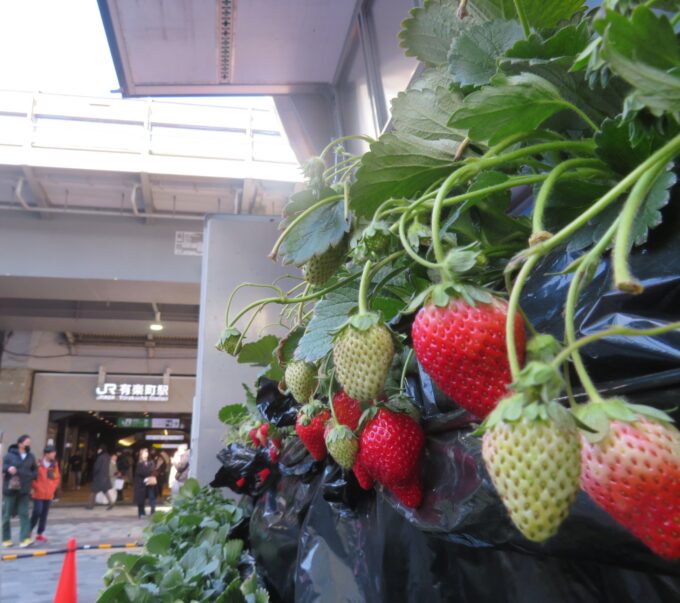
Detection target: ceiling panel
<box><xmin>99</xmin><ymin>0</ymin><xmax>357</xmax><ymax>95</ymax></box>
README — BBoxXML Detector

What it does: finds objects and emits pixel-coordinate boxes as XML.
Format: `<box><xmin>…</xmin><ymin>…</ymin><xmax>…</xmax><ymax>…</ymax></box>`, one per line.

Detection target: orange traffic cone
<box><xmin>53</xmin><ymin>537</ymin><xmax>77</xmax><ymax>603</ymax></box>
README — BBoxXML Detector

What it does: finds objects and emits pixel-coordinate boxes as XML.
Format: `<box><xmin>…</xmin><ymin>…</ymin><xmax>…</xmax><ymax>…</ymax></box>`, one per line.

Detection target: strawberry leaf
<box><xmin>449</xmin><ymin>73</ymin><xmax>567</xmax><ymax>144</ymax></box>
<box><xmin>218</xmin><ymin>404</ymin><xmax>249</xmax><ymax>426</ymax></box>
<box><xmin>399</xmin><ymin>0</ymin><xmax>462</xmax><ymax>66</ymax></box>
<box><xmin>448</xmin><ymin>20</ymin><xmax>524</xmax><ymax>86</ymax></box>
<box><xmin>237</xmin><ymin>335</ymin><xmax>279</xmax><ymax>367</ymax></box>
<box><xmin>469</xmin><ymin>0</ymin><xmax>585</xmax><ymax>29</ymax></box>
<box><xmin>295</xmin><ymin>282</ymin><xmax>359</xmax><ymax>362</ymax></box>
<box><xmin>505</xmin><ymin>23</ymin><xmax>590</xmax><ymax>61</ymax></box>
<box><xmin>626</xmin><ymin>403</ymin><xmax>675</xmax><ymax>424</ymax></box>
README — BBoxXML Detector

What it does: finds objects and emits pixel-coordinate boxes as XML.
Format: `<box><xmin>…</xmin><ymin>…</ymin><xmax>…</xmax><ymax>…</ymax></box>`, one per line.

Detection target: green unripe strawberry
<box><xmin>481</xmin><ymin>396</ymin><xmax>581</xmax><ymax>542</ymax></box>
<box><xmin>333</xmin><ymin>313</ymin><xmax>394</xmax><ymax>402</ymax></box>
<box><xmin>303</xmin><ymin>243</ymin><xmax>347</xmax><ymax>285</ymax></box>
<box><xmin>284</xmin><ymin>361</ymin><xmax>316</xmax><ymax>404</ymax></box>
<box><xmin>324</xmin><ymin>423</ymin><xmax>358</xmax><ymax>469</ymax></box>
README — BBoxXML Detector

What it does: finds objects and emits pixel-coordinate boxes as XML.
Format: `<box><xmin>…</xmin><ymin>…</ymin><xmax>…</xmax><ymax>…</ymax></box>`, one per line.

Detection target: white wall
<box><xmin>0</xmin><ymin>372</ymin><xmax>195</xmax><ymax>455</ymax></box>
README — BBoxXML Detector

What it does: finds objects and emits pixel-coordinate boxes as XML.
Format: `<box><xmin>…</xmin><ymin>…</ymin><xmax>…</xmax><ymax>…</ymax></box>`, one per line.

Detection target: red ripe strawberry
<box><xmin>579</xmin><ymin>401</ymin><xmax>680</xmax><ymax>560</ymax></box>
<box><xmin>332</xmin><ymin>390</ymin><xmax>363</xmax><ymax>431</ymax></box>
<box><xmin>249</xmin><ymin>427</ymin><xmax>260</xmax><ymax>447</ymax></box>
<box><xmin>271</xmin><ymin>436</ymin><xmax>282</xmax><ymax>449</ymax></box>
<box><xmin>260</xmin><ymin>423</ymin><xmax>270</xmax><ymax>438</ymax></box>
<box><xmin>258</xmin><ymin>468</ymin><xmax>271</xmax><ymax>482</ymax></box>
<box><xmin>357</xmin><ymin>408</ymin><xmax>425</xmax><ymax>508</ymax></box>
<box><xmin>269</xmin><ymin>443</ymin><xmax>280</xmax><ymax>463</ymax></box>
<box><xmin>352</xmin><ymin>461</ymin><xmax>375</xmax><ymax>490</ymax></box>
<box><xmin>295</xmin><ymin>405</ymin><xmax>331</xmax><ymax>461</ymax></box>
<box><xmin>412</xmin><ymin>297</ymin><xmax>525</xmax><ymax>418</ymax></box>
<box><xmin>235</xmin><ymin>477</ymin><xmax>246</xmax><ymax>489</ymax></box>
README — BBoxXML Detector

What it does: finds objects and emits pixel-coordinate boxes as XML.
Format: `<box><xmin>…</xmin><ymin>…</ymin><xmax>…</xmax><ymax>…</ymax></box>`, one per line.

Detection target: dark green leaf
<box><xmin>276</xmin><ymin>326</ymin><xmax>305</xmax><ymax>366</ymax></box>
<box><xmin>371</xmin><ymin>297</ymin><xmax>404</xmax><ymax>322</ymax></box>
<box><xmin>224</xmin><ymin>539</ymin><xmax>244</xmax><ymax>567</ymax></box>
<box><xmin>567</xmin><ymin>165</ymin><xmax>676</xmax><ymax>251</ymax></box>
<box><xmin>449</xmin><ymin>74</ymin><xmax>566</xmax><ymax>144</ymax></box>
<box><xmin>505</xmin><ymin>23</ymin><xmax>591</xmax><ymax>61</ymax></box>
<box><xmin>280</xmin><ymin>187</ymin><xmax>336</xmax><ymax>227</ymax></box>
<box><xmin>600</xmin><ymin>7</ymin><xmax>680</xmax><ymax>116</ymax></box>
<box><xmin>295</xmin><ymin>282</ymin><xmax>359</xmax><ymax>362</ymax></box>
<box><xmin>278</xmin><ymin>198</ymin><xmax>348</xmax><ymax>266</ymax></box>
<box><xmin>410</xmin><ymin>67</ymin><xmax>456</xmax><ymax>91</ymax></box>
<box><xmin>145</xmin><ymin>533</ymin><xmax>171</xmax><ymax>555</ymax></box>
<box><xmin>96</xmin><ymin>583</ymin><xmax>128</xmax><ymax>603</ymax></box>
<box><xmin>215</xmin><ymin>578</ymin><xmax>247</xmax><ymax>603</ymax></box>
<box><xmin>159</xmin><ymin>566</ymin><xmax>184</xmax><ymax>591</ymax></box>
<box><xmin>237</xmin><ymin>335</ymin><xmax>279</xmax><ymax>367</ymax></box>
<box><xmin>399</xmin><ymin>0</ymin><xmax>463</xmax><ymax>66</ymax></box>
<box><xmin>448</xmin><ymin>20</ymin><xmax>524</xmax><ymax>86</ymax></box>
<box><xmin>390</xmin><ymin>84</ymin><xmax>465</xmax><ymax>140</ymax></box>
<box><xmin>351</xmin><ymin>132</ymin><xmax>459</xmax><ymax>218</ymax></box>
<box><xmin>218</xmin><ymin>404</ymin><xmax>249</xmax><ymax>426</ymax></box>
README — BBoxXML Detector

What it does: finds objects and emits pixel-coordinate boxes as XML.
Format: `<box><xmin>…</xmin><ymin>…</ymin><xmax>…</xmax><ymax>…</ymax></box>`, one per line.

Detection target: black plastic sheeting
<box><xmin>227</xmin><ymin>214</ymin><xmax>680</xmax><ymax>601</ymax></box>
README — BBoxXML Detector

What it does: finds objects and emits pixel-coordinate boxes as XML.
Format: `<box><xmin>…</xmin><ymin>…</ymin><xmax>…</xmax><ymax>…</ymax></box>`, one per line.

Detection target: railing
<box><xmin>0</xmin><ymin>90</ymin><xmax>301</xmax><ymax>182</ymax></box>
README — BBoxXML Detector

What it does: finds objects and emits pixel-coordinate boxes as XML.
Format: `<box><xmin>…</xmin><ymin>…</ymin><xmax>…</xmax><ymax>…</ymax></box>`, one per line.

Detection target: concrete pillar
<box><xmin>191</xmin><ymin>215</ymin><xmax>291</xmax><ymax>484</ymax></box>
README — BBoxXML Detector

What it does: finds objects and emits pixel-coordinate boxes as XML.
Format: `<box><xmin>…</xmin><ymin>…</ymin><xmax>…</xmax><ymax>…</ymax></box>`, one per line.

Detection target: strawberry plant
<box><xmin>217</xmin><ymin>0</ymin><xmax>680</xmax><ymax>556</ymax></box>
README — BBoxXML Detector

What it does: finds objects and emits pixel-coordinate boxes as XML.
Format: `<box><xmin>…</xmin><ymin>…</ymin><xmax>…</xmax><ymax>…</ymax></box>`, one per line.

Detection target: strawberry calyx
<box><xmin>526</xmin><ymin>334</ymin><xmax>562</xmax><ymax>363</ymax></box>
<box><xmin>215</xmin><ymin>327</ymin><xmax>242</xmax><ymax>355</ymax></box>
<box><xmin>511</xmin><ymin>360</ymin><xmax>564</xmax><ymax>405</ymax></box>
<box><xmin>475</xmin><ymin>393</ymin><xmax>576</xmax><ymax>436</ymax></box>
<box><xmin>574</xmin><ymin>398</ymin><xmax>675</xmax><ymax>444</ymax></box>
<box><xmin>297</xmin><ymin>400</ymin><xmax>329</xmax><ymax>426</ymax></box>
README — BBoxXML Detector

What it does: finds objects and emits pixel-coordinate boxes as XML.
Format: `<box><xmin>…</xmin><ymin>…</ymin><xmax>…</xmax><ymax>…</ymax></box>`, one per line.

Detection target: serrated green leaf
<box><xmin>399</xmin><ymin>0</ymin><xmax>464</xmax><ymax>66</ymax></box>
<box><xmin>280</xmin><ymin>187</ymin><xmax>336</xmax><ymax>227</ymax></box>
<box><xmin>278</xmin><ymin>197</ymin><xmax>348</xmax><ymax>266</ymax></box>
<box><xmin>448</xmin><ymin>20</ymin><xmax>524</xmax><ymax>86</ymax></box>
<box><xmin>223</xmin><ymin>539</ymin><xmax>244</xmax><ymax>567</ymax></box>
<box><xmin>449</xmin><ymin>73</ymin><xmax>567</xmax><ymax>144</ymax></box>
<box><xmin>568</xmin><ymin>164</ymin><xmax>676</xmax><ymax>252</ymax></box>
<box><xmin>159</xmin><ymin>566</ymin><xmax>184</xmax><ymax>591</ymax></box>
<box><xmin>351</xmin><ymin>132</ymin><xmax>459</xmax><ymax>218</ymax></box>
<box><xmin>411</xmin><ymin>67</ymin><xmax>456</xmax><ymax>91</ymax></box>
<box><xmin>505</xmin><ymin>23</ymin><xmax>591</xmax><ymax>61</ymax></box>
<box><xmin>468</xmin><ymin>0</ymin><xmax>585</xmax><ymax>29</ymax></box>
<box><xmin>595</xmin><ymin>117</ymin><xmax>665</xmax><ymax>175</ymax></box>
<box><xmin>295</xmin><ymin>282</ymin><xmax>359</xmax><ymax>362</ymax></box>
<box><xmin>276</xmin><ymin>327</ymin><xmax>305</xmax><ymax>366</ymax></box>
<box><xmin>391</xmin><ymin>85</ymin><xmax>466</xmax><ymax>140</ymax></box>
<box><xmin>240</xmin><ymin>572</ymin><xmax>258</xmax><ymax>596</ymax></box>
<box><xmin>218</xmin><ymin>404</ymin><xmax>249</xmax><ymax>426</ymax></box>
<box><xmin>600</xmin><ymin>7</ymin><xmax>680</xmax><ymax>116</ymax></box>
<box><xmin>237</xmin><ymin>335</ymin><xmax>279</xmax><ymax>367</ymax></box>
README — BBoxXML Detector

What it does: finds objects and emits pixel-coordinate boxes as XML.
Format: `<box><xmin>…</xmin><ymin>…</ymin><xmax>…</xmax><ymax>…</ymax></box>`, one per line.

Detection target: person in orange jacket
<box><xmin>30</xmin><ymin>445</ymin><xmax>60</xmax><ymax>543</ymax></box>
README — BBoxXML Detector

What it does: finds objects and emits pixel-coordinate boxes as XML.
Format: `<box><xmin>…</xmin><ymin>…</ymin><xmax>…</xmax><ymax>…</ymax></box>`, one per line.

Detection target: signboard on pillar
<box><xmin>95</xmin><ymin>383</ymin><xmax>169</xmax><ymax>401</ymax></box>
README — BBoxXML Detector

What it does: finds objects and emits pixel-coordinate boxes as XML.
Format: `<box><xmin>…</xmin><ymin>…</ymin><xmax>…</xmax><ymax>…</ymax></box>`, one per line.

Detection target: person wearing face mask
<box><xmin>2</xmin><ymin>435</ymin><xmax>38</xmax><ymax>548</ymax></box>
<box><xmin>133</xmin><ymin>448</ymin><xmax>157</xmax><ymax>519</ymax></box>
<box><xmin>29</xmin><ymin>445</ymin><xmax>60</xmax><ymax>543</ymax></box>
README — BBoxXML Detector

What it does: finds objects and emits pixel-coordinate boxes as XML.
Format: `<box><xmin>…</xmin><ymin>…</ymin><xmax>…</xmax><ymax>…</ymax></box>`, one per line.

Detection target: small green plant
<box><xmin>97</xmin><ymin>479</ymin><xmax>268</xmax><ymax>603</ymax></box>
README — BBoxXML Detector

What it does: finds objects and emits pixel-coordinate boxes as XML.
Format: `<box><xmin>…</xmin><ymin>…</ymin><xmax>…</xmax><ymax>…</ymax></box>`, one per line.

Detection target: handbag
<box><xmin>144</xmin><ymin>476</ymin><xmax>157</xmax><ymax>486</ymax></box>
<box><xmin>8</xmin><ymin>475</ymin><xmax>21</xmax><ymax>490</ymax></box>
<box><xmin>114</xmin><ymin>478</ymin><xmax>125</xmax><ymax>490</ymax></box>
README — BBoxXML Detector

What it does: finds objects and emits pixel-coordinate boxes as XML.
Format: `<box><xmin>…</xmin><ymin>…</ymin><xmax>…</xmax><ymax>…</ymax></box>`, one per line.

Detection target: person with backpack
<box><xmin>2</xmin><ymin>434</ymin><xmax>38</xmax><ymax>548</ymax></box>
<box><xmin>29</xmin><ymin>445</ymin><xmax>60</xmax><ymax>543</ymax></box>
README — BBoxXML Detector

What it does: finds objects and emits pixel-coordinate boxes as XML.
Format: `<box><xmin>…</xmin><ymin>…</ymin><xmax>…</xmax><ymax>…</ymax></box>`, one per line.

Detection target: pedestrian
<box><xmin>169</xmin><ymin>445</ymin><xmax>190</xmax><ymax>496</ymax></box>
<box><xmin>69</xmin><ymin>450</ymin><xmax>83</xmax><ymax>489</ymax></box>
<box><xmin>134</xmin><ymin>448</ymin><xmax>156</xmax><ymax>519</ymax></box>
<box><xmin>87</xmin><ymin>446</ymin><xmax>114</xmax><ymax>510</ymax></box>
<box><xmin>115</xmin><ymin>450</ymin><xmax>130</xmax><ymax>502</ymax></box>
<box><xmin>29</xmin><ymin>445</ymin><xmax>60</xmax><ymax>543</ymax></box>
<box><xmin>2</xmin><ymin>435</ymin><xmax>38</xmax><ymax>548</ymax></box>
<box><xmin>154</xmin><ymin>451</ymin><xmax>168</xmax><ymax>500</ymax></box>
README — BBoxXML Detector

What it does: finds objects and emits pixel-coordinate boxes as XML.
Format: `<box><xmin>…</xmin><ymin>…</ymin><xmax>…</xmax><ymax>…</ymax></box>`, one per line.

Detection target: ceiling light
<box><xmin>150</xmin><ymin>311</ymin><xmax>164</xmax><ymax>332</ymax></box>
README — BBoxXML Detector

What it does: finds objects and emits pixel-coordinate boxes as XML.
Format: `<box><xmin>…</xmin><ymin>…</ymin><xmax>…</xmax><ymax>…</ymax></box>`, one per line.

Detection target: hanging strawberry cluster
<box><xmin>217</xmin><ymin>0</ymin><xmax>680</xmax><ymax>559</ymax></box>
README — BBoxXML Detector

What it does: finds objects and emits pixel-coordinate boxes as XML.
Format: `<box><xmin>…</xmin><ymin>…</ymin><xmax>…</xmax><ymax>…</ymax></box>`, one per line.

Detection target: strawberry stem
<box><xmin>527</xmin><ymin>132</ymin><xmax>680</xmax><ymax>260</ymax></box>
<box><xmin>512</xmin><ymin>0</ymin><xmax>531</xmax><ymax>37</ymax></box>
<box><xmin>319</xmin><ymin>135</ymin><xmax>376</xmax><ymax>161</ymax></box>
<box><xmin>531</xmin><ymin>158</ymin><xmax>605</xmax><ymax>239</ymax></box>
<box><xmin>358</xmin><ymin>260</ymin><xmax>373</xmax><ymax>315</ymax></box>
<box><xmin>400</xmin><ymin>348</ymin><xmax>415</xmax><ymax>393</ymax></box>
<box><xmin>506</xmin><ymin>255</ymin><xmax>539</xmax><ymax>378</ymax></box>
<box><xmin>612</xmin><ymin>162</ymin><xmax>668</xmax><ymax>293</ymax></box>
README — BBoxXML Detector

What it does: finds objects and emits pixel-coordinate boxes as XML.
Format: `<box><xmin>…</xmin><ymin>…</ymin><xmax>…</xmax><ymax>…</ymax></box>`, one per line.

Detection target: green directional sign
<box><xmin>117</xmin><ymin>417</ymin><xmax>152</xmax><ymax>428</ymax></box>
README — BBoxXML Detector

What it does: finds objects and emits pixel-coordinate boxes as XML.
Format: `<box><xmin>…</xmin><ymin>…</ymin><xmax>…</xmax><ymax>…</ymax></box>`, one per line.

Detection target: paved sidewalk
<box><xmin>0</xmin><ymin>503</ymin><xmax>166</xmax><ymax>602</ymax></box>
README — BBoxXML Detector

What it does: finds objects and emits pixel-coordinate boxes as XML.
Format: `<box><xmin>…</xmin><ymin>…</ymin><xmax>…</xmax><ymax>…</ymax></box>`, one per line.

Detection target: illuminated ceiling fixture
<box><xmin>150</xmin><ymin>311</ymin><xmax>164</xmax><ymax>332</ymax></box>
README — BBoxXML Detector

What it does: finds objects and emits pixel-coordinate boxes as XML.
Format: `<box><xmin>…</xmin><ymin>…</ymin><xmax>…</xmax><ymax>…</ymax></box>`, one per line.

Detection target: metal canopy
<box><xmin>99</xmin><ymin>0</ymin><xmax>358</xmax><ymax>97</ymax></box>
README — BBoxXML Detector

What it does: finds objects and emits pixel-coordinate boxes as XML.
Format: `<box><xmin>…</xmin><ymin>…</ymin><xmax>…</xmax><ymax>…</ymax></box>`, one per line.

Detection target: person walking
<box><xmin>134</xmin><ymin>448</ymin><xmax>156</xmax><ymax>519</ymax></box>
<box><xmin>154</xmin><ymin>451</ymin><xmax>168</xmax><ymax>500</ymax></box>
<box><xmin>69</xmin><ymin>450</ymin><xmax>83</xmax><ymax>489</ymax></box>
<box><xmin>87</xmin><ymin>446</ymin><xmax>114</xmax><ymax>510</ymax></box>
<box><xmin>169</xmin><ymin>445</ymin><xmax>190</xmax><ymax>496</ymax></box>
<box><xmin>115</xmin><ymin>450</ymin><xmax>130</xmax><ymax>502</ymax></box>
<box><xmin>29</xmin><ymin>445</ymin><xmax>60</xmax><ymax>543</ymax></box>
<box><xmin>2</xmin><ymin>435</ymin><xmax>38</xmax><ymax>548</ymax></box>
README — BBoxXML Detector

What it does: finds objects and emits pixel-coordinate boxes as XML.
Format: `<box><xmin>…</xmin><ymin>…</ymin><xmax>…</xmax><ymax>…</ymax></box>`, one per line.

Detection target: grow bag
<box><xmin>238</xmin><ymin>223</ymin><xmax>680</xmax><ymax>601</ymax></box>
